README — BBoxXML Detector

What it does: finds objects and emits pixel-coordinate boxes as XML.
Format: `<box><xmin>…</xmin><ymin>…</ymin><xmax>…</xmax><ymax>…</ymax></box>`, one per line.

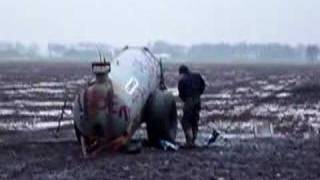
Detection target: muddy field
<box><xmin>0</xmin><ymin>61</ymin><xmax>320</xmax><ymax>179</ymax></box>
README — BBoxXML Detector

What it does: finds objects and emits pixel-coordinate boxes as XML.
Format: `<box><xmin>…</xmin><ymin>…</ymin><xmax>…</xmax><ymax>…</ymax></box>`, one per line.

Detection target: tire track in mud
<box><xmin>0</xmin><ymin>72</ymin><xmax>88</xmax><ymax>131</ymax></box>
<box><xmin>235</xmin><ymin>81</ymin><xmax>298</xmax><ymax>120</ymax></box>
<box><xmin>1</xmin><ymin>62</ymin><xmax>320</xmax><ymax>136</ymax></box>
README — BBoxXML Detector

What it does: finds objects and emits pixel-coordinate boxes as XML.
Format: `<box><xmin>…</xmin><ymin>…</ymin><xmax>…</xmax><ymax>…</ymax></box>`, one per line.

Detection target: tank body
<box><xmin>109</xmin><ymin>48</ymin><xmax>161</xmax><ymax>124</ymax></box>
<box><xmin>73</xmin><ymin>48</ymin><xmax>161</xmax><ymax>140</ymax></box>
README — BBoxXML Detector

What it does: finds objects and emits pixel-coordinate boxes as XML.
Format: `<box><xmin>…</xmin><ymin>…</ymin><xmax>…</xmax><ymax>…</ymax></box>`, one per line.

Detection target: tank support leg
<box><xmin>80</xmin><ymin>136</ymin><xmax>88</xmax><ymax>158</ymax></box>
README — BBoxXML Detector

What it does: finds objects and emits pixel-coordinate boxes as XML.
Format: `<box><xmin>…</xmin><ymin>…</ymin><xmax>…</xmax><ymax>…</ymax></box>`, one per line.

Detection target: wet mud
<box><xmin>0</xmin><ymin>62</ymin><xmax>320</xmax><ymax>179</ymax></box>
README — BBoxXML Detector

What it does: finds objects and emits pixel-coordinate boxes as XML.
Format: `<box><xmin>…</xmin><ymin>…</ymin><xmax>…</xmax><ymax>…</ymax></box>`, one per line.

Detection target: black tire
<box><xmin>145</xmin><ymin>90</ymin><xmax>177</xmax><ymax>145</ymax></box>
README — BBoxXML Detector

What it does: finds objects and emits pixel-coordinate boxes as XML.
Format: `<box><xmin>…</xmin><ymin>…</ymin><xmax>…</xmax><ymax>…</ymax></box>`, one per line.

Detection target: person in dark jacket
<box><xmin>178</xmin><ymin>65</ymin><xmax>205</xmax><ymax>147</ymax></box>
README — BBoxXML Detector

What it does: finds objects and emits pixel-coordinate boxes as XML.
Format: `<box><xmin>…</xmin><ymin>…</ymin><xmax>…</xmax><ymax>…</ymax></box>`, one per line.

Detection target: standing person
<box><xmin>178</xmin><ymin>65</ymin><xmax>206</xmax><ymax>147</ymax></box>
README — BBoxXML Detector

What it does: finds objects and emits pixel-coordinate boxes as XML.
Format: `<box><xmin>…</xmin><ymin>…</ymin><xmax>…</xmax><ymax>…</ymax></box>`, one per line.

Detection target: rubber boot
<box><xmin>185</xmin><ymin>128</ymin><xmax>195</xmax><ymax>148</ymax></box>
<box><xmin>192</xmin><ymin>126</ymin><xmax>198</xmax><ymax>145</ymax></box>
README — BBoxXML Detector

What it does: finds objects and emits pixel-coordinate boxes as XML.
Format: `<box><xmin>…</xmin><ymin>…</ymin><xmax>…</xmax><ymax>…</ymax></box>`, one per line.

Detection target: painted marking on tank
<box><xmin>125</xmin><ymin>77</ymin><xmax>139</xmax><ymax>95</ymax></box>
<box><xmin>119</xmin><ymin>106</ymin><xmax>130</xmax><ymax>121</ymax></box>
<box><xmin>110</xmin><ymin>97</ymin><xmax>130</xmax><ymax>121</ymax></box>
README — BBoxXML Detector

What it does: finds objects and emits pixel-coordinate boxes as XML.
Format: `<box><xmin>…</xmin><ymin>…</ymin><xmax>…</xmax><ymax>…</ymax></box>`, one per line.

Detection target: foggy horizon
<box><xmin>0</xmin><ymin>0</ymin><xmax>319</xmax><ymax>47</ymax></box>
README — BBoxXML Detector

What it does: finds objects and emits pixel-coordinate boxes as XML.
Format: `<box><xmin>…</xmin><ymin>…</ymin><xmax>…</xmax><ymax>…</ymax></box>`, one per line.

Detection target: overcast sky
<box><xmin>0</xmin><ymin>0</ymin><xmax>319</xmax><ymax>46</ymax></box>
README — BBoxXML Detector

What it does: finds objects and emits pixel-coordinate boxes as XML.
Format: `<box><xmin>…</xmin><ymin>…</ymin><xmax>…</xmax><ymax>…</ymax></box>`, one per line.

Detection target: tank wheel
<box><xmin>145</xmin><ymin>90</ymin><xmax>177</xmax><ymax>145</ymax></box>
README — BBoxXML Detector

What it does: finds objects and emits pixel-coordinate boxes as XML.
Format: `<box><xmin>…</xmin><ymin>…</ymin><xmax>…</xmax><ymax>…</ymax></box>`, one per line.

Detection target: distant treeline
<box><xmin>0</xmin><ymin>42</ymin><xmax>40</xmax><ymax>59</ymax></box>
<box><xmin>151</xmin><ymin>41</ymin><xmax>316</xmax><ymax>63</ymax></box>
<box><xmin>0</xmin><ymin>41</ymin><xmax>318</xmax><ymax>63</ymax></box>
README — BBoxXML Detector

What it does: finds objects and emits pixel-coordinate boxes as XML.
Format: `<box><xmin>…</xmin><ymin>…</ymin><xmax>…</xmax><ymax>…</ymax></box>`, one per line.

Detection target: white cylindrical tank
<box><xmin>73</xmin><ymin>47</ymin><xmax>179</xmax><ymax>151</ymax></box>
<box><xmin>108</xmin><ymin>47</ymin><xmax>161</xmax><ymax>132</ymax></box>
<box><xmin>73</xmin><ymin>47</ymin><xmax>162</xmax><ymax>143</ymax></box>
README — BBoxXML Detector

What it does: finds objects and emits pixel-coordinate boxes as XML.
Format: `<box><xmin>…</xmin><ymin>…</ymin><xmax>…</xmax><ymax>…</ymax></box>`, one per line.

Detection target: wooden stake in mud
<box><xmin>54</xmin><ymin>87</ymin><xmax>69</xmax><ymax>138</ymax></box>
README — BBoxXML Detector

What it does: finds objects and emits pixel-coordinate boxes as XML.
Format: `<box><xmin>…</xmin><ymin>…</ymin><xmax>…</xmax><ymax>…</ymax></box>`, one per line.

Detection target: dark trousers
<box><xmin>181</xmin><ymin>97</ymin><xmax>201</xmax><ymax>145</ymax></box>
